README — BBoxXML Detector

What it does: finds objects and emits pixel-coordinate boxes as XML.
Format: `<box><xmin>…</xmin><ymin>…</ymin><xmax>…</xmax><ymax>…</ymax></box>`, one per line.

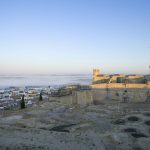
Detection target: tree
<box><xmin>39</xmin><ymin>92</ymin><xmax>43</xmax><ymax>101</ymax></box>
<box><xmin>20</xmin><ymin>95</ymin><xmax>25</xmax><ymax>109</ymax></box>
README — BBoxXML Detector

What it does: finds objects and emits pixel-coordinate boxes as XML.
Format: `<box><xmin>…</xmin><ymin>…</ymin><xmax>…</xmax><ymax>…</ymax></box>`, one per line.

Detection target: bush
<box><xmin>20</xmin><ymin>95</ymin><xmax>25</xmax><ymax>109</ymax></box>
<box><xmin>39</xmin><ymin>93</ymin><xmax>43</xmax><ymax>101</ymax></box>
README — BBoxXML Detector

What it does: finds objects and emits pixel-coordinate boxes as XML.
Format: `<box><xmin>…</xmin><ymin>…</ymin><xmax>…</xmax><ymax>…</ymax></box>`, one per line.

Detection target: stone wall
<box><xmin>145</xmin><ymin>75</ymin><xmax>150</xmax><ymax>81</ymax></box>
<box><xmin>92</xmin><ymin>89</ymin><xmax>108</xmax><ymax>102</ymax></box>
<box><xmin>50</xmin><ymin>90</ymin><xmax>93</xmax><ymax>106</ymax></box>
<box><xmin>93</xmin><ymin>69</ymin><xmax>100</xmax><ymax>82</ymax></box>
<box><xmin>72</xmin><ymin>90</ymin><xmax>93</xmax><ymax>106</ymax></box>
<box><xmin>91</xmin><ymin>83</ymin><xmax>150</xmax><ymax>89</ymax></box>
<box><xmin>91</xmin><ymin>87</ymin><xmax>150</xmax><ymax>103</ymax></box>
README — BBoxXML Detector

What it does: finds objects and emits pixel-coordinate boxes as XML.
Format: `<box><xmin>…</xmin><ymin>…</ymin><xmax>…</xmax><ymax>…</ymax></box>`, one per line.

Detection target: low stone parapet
<box><xmin>91</xmin><ymin>83</ymin><xmax>150</xmax><ymax>89</ymax></box>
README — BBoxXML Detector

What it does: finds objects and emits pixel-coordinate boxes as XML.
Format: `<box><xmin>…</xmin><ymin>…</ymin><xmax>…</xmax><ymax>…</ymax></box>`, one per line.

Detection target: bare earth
<box><xmin>0</xmin><ymin>97</ymin><xmax>150</xmax><ymax>150</ymax></box>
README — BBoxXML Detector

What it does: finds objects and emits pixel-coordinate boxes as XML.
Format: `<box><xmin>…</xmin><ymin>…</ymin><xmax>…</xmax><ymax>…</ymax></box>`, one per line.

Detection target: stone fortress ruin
<box><xmin>91</xmin><ymin>69</ymin><xmax>150</xmax><ymax>103</ymax></box>
<box><xmin>92</xmin><ymin>69</ymin><xmax>150</xmax><ymax>85</ymax></box>
<box><xmin>49</xmin><ymin>69</ymin><xmax>150</xmax><ymax>107</ymax></box>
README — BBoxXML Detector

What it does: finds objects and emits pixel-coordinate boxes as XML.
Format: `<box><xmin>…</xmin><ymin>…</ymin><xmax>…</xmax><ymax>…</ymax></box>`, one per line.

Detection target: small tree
<box><xmin>20</xmin><ymin>95</ymin><xmax>25</xmax><ymax>109</ymax></box>
<box><xmin>39</xmin><ymin>92</ymin><xmax>43</xmax><ymax>101</ymax></box>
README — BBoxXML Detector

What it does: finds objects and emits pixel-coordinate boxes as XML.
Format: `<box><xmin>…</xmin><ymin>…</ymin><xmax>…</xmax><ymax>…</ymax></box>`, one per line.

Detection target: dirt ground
<box><xmin>0</xmin><ymin>97</ymin><xmax>150</xmax><ymax>150</ymax></box>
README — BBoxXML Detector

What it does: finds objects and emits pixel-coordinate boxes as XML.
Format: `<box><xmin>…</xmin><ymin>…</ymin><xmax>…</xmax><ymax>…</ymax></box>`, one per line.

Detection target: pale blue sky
<box><xmin>0</xmin><ymin>0</ymin><xmax>150</xmax><ymax>75</ymax></box>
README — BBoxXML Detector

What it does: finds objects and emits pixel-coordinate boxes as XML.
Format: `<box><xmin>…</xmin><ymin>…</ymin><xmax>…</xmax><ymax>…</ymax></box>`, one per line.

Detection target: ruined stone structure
<box><xmin>91</xmin><ymin>88</ymin><xmax>150</xmax><ymax>103</ymax></box>
<box><xmin>50</xmin><ymin>90</ymin><xmax>93</xmax><ymax>107</ymax></box>
<box><xmin>72</xmin><ymin>90</ymin><xmax>93</xmax><ymax>106</ymax></box>
<box><xmin>91</xmin><ymin>69</ymin><xmax>150</xmax><ymax>103</ymax></box>
<box><xmin>93</xmin><ymin>69</ymin><xmax>110</xmax><ymax>84</ymax></box>
<box><xmin>92</xmin><ymin>69</ymin><xmax>150</xmax><ymax>84</ymax></box>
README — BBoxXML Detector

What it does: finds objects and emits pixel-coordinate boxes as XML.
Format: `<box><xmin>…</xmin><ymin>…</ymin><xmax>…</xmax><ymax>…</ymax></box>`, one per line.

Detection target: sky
<box><xmin>0</xmin><ymin>0</ymin><xmax>150</xmax><ymax>75</ymax></box>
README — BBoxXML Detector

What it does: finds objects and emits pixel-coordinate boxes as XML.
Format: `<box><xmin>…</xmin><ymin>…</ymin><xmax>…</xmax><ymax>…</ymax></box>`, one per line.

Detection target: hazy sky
<box><xmin>0</xmin><ymin>0</ymin><xmax>150</xmax><ymax>75</ymax></box>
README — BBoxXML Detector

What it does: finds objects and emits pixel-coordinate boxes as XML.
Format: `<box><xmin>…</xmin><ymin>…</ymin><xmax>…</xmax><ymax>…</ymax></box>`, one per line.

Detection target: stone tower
<box><xmin>93</xmin><ymin>69</ymin><xmax>100</xmax><ymax>82</ymax></box>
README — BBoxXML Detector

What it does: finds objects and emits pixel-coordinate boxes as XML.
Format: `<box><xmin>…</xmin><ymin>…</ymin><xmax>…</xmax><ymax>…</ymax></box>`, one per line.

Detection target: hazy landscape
<box><xmin>0</xmin><ymin>0</ymin><xmax>150</xmax><ymax>149</ymax></box>
<box><xmin>0</xmin><ymin>74</ymin><xmax>91</xmax><ymax>88</ymax></box>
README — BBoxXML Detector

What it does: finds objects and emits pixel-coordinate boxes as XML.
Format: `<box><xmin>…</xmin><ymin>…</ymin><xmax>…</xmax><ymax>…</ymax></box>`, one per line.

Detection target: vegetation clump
<box><xmin>20</xmin><ymin>95</ymin><xmax>25</xmax><ymax>109</ymax></box>
<box><xmin>131</xmin><ymin>133</ymin><xmax>147</xmax><ymax>138</ymax></box>
<box><xmin>39</xmin><ymin>92</ymin><xmax>43</xmax><ymax>101</ymax></box>
<box><xmin>127</xmin><ymin>116</ymin><xmax>139</xmax><ymax>122</ymax></box>
<box><xmin>123</xmin><ymin>128</ymin><xmax>137</xmax><ymax>133</ymax></box>
<box><xmin>143</xmin><ymin>113</ymin><xmax>150</xmax><ymax>117</ymax></box>
<box><xmin>144</xmin><ymin>120</ymin><xmax>150</xmax><ymax>126</ymax></box>
<box><xmin>112</xmin><ymin>119</ymin><xmax>126</xmax><ymax>125</ymax></box>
